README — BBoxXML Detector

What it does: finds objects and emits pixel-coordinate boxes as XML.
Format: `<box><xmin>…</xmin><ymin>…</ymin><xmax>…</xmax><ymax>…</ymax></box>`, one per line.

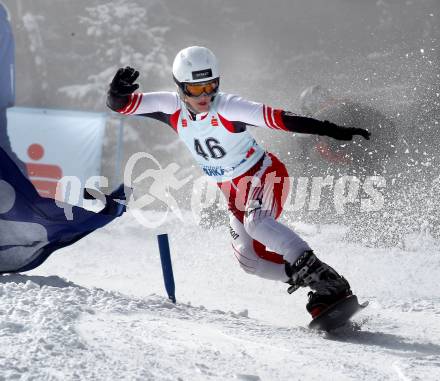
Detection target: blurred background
<box><xmin>3</xmin><ymin>0</ymin><xmax>439</xmax><ymax>246</ymax></box>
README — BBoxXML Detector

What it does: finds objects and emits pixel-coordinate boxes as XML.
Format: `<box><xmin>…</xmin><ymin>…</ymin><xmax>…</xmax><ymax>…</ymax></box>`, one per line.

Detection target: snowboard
<box><xmin>308</xmin><ymin>294</ymin><xmax>369</xmax><ymax>332</ymax></box>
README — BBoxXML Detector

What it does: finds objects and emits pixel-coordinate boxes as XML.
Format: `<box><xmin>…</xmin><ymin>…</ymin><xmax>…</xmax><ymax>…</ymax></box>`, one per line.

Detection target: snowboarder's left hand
<box><xmin>323</xmin><ymin>120</ymin><xmax>371</xmax><ymax>141</ymax></box>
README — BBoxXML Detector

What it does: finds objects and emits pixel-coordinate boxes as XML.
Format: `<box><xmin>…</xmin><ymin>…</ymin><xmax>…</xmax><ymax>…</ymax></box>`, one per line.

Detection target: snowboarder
<box><xmin>106</xmin><ymin>46</ymin><xmax>370</xmax><ymax>319</ymax></box>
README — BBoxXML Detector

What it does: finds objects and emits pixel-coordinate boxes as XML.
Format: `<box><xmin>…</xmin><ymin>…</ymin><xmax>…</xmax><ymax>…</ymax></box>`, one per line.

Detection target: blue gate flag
<box><xmin>0</xmin><ymin>147</ymin><xmax>128</xmax><ymax>273</ymax></box>
<box><xmin>157</xmin><ymin>234</ymin><xmax>176</xmax><ymax>303</ymax></box>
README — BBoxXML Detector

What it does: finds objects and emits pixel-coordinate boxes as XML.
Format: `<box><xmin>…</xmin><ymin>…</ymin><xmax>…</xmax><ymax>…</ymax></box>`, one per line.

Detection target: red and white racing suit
<box><xmin>115</xmin><ymin>91</ymin><xmax>312</xmax><ymax>282</ymax></box>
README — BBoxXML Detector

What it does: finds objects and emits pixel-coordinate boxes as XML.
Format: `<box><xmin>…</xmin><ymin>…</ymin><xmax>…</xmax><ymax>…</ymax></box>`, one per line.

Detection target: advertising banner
<box><xmin>7</xmin><ymin>107</ymin><xmax>107</xmax><ymax>205</ymax></box>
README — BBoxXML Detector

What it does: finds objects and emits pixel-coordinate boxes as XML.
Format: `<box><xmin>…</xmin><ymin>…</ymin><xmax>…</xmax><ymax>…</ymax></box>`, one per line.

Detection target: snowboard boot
<box><xmin>285</xmin><ymin>250</ymin><xmax>352</xmax><ymax>318</ymax></box>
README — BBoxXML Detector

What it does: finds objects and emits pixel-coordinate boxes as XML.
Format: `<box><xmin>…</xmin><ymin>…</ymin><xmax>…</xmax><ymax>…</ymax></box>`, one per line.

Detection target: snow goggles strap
<box><xmin>182</xmin><ymin>78</ymin><xmax>219</xmax><ymax>97</ymax></box>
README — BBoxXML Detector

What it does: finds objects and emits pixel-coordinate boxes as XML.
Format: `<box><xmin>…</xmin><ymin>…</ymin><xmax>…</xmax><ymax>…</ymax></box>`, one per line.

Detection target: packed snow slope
<box><xmin>1</xmin><ymin>211</ymin><xmax>439</xmax><ymax>380</ymax></box>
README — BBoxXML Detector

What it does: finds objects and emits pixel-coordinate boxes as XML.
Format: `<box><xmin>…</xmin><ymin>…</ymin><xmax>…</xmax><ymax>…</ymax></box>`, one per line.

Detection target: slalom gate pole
<box><xmin>157</xmin><ymin>234</ymin><xmax>176</xmax><ymax>303</ymax></box>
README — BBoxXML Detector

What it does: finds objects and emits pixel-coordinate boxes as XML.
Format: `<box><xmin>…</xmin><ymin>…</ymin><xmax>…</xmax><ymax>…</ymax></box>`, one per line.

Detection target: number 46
<box><xmin>194</xmin><ymin>138</ymin><xmax>226</xmax><ymax>160</ymax></box>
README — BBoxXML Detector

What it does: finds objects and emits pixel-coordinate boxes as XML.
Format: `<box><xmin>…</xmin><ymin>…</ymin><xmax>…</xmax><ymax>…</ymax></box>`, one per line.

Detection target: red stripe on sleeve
<box><xmin>266</xmin><ymin>106</ymin><xmax>279</xmax><ymax>129</ymax></box>
<box><xmin>121</xmin><ymin>93</ymin><xmax>138</xmax><ymax>114</ymax></box>
<box><xmin>130</xmin><ymin>93</ymin><xmax>143</xmax><ymax>114</ymax></box>
<box><xmin>263</xmin><ymin>105</ymin><xmax>270</xmax><ymax>128</ymax></box>
<box><xmin>273</xmin><ymin>109</ymin><xmax>288</xmax><ymax>130</ymax></box>
<box><xmin>117</xmin><ymin>94</ymin><xmax>134</xmax><ymax>114</ymax></box>
<box><xmin>126</xmin><ymin>93</ymin><xmax>141</xmax><ymax>114</ymax></box>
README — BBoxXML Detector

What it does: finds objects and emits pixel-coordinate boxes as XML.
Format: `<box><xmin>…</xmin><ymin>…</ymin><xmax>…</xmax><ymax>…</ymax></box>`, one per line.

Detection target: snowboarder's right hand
<box><xmin>109</xmin><ymin>66</ymin><xmax>140</xmax><ymax>97</ymax></box>
<box><xmin>322</xmin><ymin>121</ymin><xmax>371</xmax><ymax>141</ymax></box>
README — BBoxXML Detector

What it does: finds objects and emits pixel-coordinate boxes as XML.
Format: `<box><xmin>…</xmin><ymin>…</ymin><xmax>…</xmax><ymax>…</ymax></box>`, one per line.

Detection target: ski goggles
<box><xmin>182</xmin><ymin>78</ymin><xmax>219</xmax><ymax>97</ymax></box>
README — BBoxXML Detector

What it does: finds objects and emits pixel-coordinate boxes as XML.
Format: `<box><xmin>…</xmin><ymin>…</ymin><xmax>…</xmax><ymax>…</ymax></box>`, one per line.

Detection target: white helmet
<box><xmin>172</xmin><ymin>46</ymin><xmax>220</xmax><ymax>97</ymax></box>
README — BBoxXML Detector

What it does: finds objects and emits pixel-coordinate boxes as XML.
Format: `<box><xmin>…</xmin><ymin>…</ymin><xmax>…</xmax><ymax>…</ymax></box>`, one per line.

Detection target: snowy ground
<box><xmin>1</xmin><ymin>211</ymin><xmax>439</xmax><ymax>380</ymax></box>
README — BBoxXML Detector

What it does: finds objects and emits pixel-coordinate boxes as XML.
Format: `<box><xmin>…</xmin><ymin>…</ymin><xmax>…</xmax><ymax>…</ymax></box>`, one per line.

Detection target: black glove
<box><xmin>322</xmin><ymin>120</ymin><xmax>371</xmax><ymax>141</ymax></box>
<box><xmin>109</xmin><ymin>66</ymin><xmax>140</xmax><ymax>97</ymax></box>
<box><xmin>280</xmin><ymin>112</ymin><xmax>371</xmax><ymax>141</ymax></box>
